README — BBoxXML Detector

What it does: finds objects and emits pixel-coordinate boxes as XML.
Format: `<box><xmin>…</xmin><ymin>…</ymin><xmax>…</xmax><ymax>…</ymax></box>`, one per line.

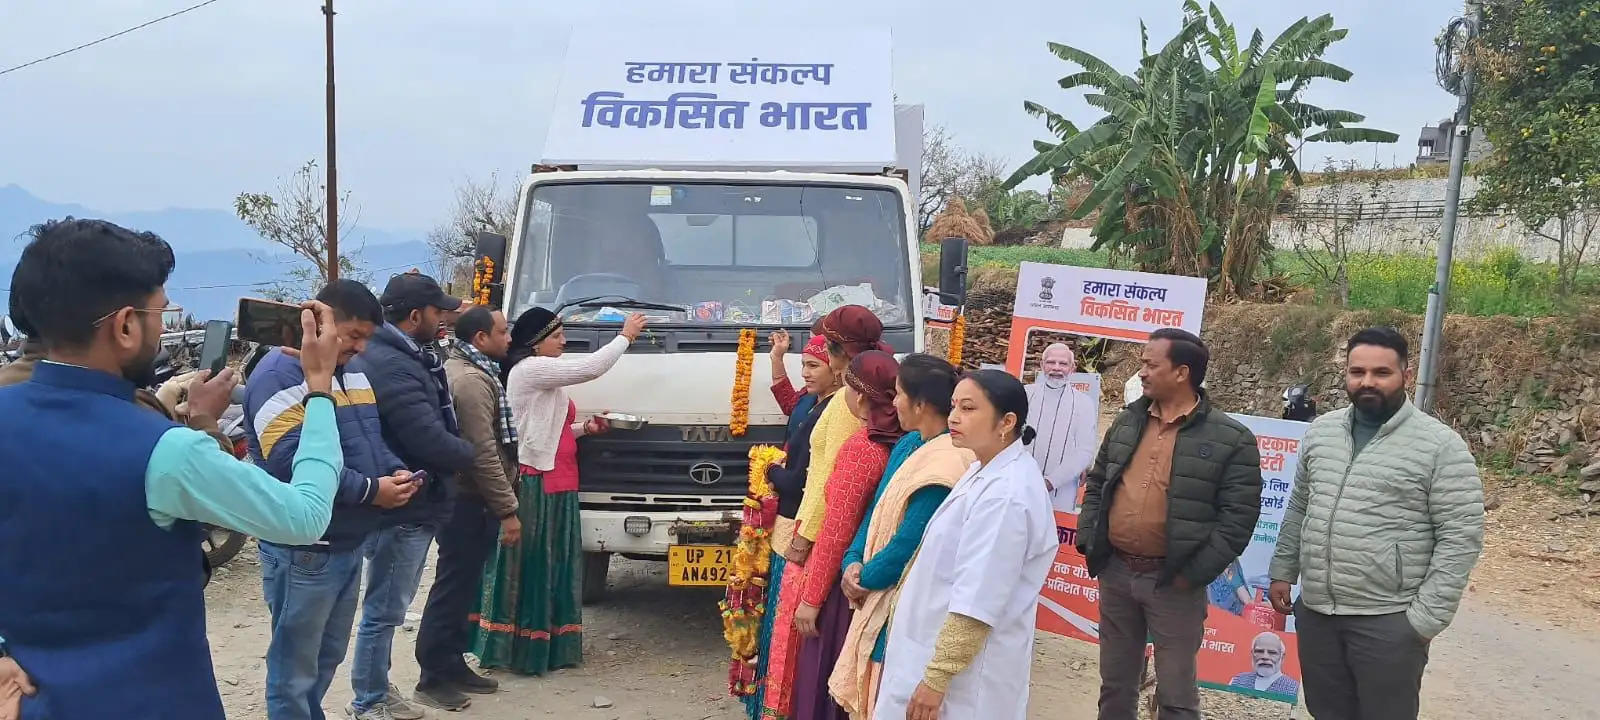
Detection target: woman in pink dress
<box><xmin>472</xmin><ymin>307</ymin><xmax>646</xmax><ymax>675</ymax></box>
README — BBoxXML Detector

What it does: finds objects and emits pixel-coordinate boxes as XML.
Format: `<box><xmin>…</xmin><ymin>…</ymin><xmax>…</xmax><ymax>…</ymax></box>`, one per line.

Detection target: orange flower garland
<box><xmin>722</xmin><ymin>444</ymin><xmax>785</xmax><ymax>696</ymax></box>
<box><xmin>730</xmin><ymin>328</ymin><xmax>756</xmax><ymax>436</ymax></box>
<box><xmin>946</xmin><ymin>313</ymin><xmax>966</xmax><ymax>368</ymax></box>
<box><xmin>471</xmin><ymin>256</ymin><xmax>495</xmax><ymax>306</ymax></box>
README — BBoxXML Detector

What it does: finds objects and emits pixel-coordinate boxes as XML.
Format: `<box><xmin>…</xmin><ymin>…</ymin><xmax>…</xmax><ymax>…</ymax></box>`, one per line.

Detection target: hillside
<box><xmin>1</xmin><ymin>185</ymin><xmax>434</xmax><ymax>321</ymax></box>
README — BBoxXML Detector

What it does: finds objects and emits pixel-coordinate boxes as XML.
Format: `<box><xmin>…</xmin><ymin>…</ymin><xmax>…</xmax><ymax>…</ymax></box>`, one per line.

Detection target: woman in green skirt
<box><xmin>472</xmin><ymin>307</ymin><xmax>648</xmax><ymax>674</ymax></box>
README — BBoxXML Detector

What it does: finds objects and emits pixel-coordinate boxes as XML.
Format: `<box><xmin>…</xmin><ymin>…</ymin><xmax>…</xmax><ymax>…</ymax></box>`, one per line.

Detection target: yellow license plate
<box><xmin>668</xmin><ymin>545</ymin><xmax>734</xmax><ymax>586</ymax></box>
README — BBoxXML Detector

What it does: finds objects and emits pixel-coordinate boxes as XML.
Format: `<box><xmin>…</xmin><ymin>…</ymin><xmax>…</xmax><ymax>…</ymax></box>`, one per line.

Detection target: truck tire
<box><xmin>582</xmin><ymin>551</ymin><xmax>612</xmax><ymax>605</ymax></box>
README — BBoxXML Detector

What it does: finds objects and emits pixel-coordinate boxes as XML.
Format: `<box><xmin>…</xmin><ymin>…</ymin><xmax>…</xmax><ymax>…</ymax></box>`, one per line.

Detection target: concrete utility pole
<box><xmin>1417</xmin><ymin>0</ymin><xmax>1480</xmax><ymax>413</ymax></box>
<box><xmin>323</xmin><ymin>0</ymin><xmax>339</xmax><ymax>281</ymax></box>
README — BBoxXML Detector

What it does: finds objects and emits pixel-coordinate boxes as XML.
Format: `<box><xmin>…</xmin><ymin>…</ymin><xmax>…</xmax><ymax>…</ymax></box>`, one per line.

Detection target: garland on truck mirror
<box><xmin>722</xmin><ymin>444</ymin><xmax>784</xmax><ymax>696</ymax></box>
<box><xmin>730</xmin><ymin>328</ymin><xmax>756</xmax><ymax>436</ymax></box>
<box><xmin>471</xmin><ymin>256</ymin><xmax>495</xmax><ymax>307</ymax></box>
<box><xmin>946</xmin><ymin>313</ymin><xmax>966</xmax><ymax>368</ymax></box>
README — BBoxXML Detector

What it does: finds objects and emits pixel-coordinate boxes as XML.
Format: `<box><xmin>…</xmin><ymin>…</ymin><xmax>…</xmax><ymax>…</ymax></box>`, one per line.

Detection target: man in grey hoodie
<box><xmin>1269</xmin><ymin>326</ymin><xmax>1484</xmax><ymax>720</ymax></box>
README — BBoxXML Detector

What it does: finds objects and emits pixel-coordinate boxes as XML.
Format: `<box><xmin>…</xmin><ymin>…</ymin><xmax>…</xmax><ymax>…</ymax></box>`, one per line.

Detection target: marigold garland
<box><xmin>946</xmin><ymin>313</ymin><xmax>966</xmax><ymax>368</ymax></box>
<box><xmin>721</xmin><ymin>444</ymin><xmax>785</xmax><ymax>697</ymax></box>
<box><xmin>471</xmin><ymin>256</ymin><xmax>495</xmax><ymax>306</ymax></box>
<box><xmin>730</xmin><ymin>328</ymin><xmax>756</xmax><ymax>436</ymax></box>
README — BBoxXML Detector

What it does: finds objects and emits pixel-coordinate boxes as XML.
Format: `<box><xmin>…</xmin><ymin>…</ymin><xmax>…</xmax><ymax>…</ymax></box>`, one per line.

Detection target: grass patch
<box><xmin>919</xmin><ymin>244</ymin><xmax>1112</xmax><ymax>281</ymax></box>
<box><xmin>1262</xmin><ymin>306</ymin><xmax>1339</xmax><ymax>376</ymax></box>
<box><xmin>921</xmin><ymin>243</ymin><xmax>1597</xmax><ymax>319</ymax></box>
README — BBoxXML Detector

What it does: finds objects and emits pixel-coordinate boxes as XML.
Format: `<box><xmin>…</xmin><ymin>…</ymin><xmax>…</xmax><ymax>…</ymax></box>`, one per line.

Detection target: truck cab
<box><xmin>491</xmin><ymin>168</ymin><xmax>928</xmax><ymax>598</ymax></box>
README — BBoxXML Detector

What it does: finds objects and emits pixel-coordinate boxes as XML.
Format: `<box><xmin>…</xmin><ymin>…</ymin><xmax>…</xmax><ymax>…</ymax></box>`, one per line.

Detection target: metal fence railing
<box><xmin>1280</xmin><ymin>198</ymin><xmax>1506</xmax><ymax>222</ymax></box>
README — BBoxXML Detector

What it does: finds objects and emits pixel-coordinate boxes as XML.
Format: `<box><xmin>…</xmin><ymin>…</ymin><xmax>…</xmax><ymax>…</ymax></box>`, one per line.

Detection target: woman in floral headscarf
<box><xmin>761</xmin><ymin>305</ymin><xmax>895</xmax><ymax>720</ymax></box>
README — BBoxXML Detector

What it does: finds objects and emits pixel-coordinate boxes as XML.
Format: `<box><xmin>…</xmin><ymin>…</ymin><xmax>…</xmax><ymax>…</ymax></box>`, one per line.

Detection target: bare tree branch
<box><xmin>234</xmin><ymin>160</ymin><xmax>365</xmax><ymax>295</ymax></box>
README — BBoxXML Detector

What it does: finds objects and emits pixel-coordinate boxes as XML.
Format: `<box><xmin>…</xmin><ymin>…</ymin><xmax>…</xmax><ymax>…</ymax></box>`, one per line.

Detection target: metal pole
<box><xmin>1416</xmin><ymin>0</ymin><xmax>1479</xmax><ymax>413</ymax></box>
<box><xmin>323</xmin><ymin>0</ymin><xmax>339</xmax><ymax>282</ymax></box>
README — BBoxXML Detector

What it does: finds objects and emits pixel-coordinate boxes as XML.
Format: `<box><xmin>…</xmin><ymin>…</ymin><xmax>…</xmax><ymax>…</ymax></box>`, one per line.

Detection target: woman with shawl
<box><xmin>742</xmin><ymin>333</ymin><xmax>839</xmax><ymax>720</ymax></box>
<box><xmin>828</xmin><ymin>354</ymin><xmax>972</xmax><ymax>718</ymax></box>
<box><xmin>472</xmin><ymin>308</ymin><xmax>646</xmax><ymax>675</ymax></box>
<box><xmin>761</xmin><ymin>305</ymin><xmax>888</xmax><ymax>719</ymax></box>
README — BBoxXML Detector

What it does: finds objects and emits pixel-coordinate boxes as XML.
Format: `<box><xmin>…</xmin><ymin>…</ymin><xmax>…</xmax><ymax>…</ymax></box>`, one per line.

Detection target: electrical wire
<box><xmin>0</xmin><ymin>0</ymin><xmax>229</xmax><ymax>77</ymax></box>
<box><xmin>1435</xmin><ymin>14</ymin><xmax>1475</xmax><ymax>96</ymax></box>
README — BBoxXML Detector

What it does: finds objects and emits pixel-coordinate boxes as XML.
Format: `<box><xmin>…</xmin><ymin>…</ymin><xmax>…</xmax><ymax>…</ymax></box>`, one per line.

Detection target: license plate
<box><xmin>667</xmin><ymin>545</ymin><xmax>734</xmax><ymax>586</ymax></box>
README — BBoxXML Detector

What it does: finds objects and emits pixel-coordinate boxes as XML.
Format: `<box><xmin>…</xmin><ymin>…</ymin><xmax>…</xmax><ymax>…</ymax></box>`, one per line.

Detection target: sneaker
<box><xmin>383</xmin><ymin>684</ymin><xmax>426</xmax><ymax>720</ymax></box>
<box><xmin>448</xmin><ymin>668</ymin><xmax>499</xmax><ymax>695</ymax></box>
<box><xmin>344</xmin><ymin>703</ymin><xmax>395</xmax><ymax>720</ymax></box>
<box><xmin>414</xmin><ymin>683</ymin><xmax>473</xmax><ymax>712</ymax></box>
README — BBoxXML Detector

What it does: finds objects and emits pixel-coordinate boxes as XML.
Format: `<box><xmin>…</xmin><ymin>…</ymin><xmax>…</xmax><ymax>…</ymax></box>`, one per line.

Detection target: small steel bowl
<box><xmin>600</xmin><ymin>412</ymin><xmax>647</xmax><ymax>430</ymax></box>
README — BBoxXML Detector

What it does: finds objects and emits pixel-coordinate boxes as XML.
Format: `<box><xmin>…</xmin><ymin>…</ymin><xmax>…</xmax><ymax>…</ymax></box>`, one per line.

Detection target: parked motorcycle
<box><xmin>150</xmin><ymin>346</ymin><xmax>251</xmax><ymax>568</ymax></box>
<box><xmin>1282</xmin><ymin>384</ymin><xmax>1318</xmax><ymax>422</ymax></box>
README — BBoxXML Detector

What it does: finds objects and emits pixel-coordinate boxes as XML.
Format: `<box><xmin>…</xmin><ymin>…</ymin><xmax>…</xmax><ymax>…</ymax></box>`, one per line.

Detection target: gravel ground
<box><xmin>200</xmin><ymin>541</ymin><xmax>1600</xmax><ymax>720</ymax></box>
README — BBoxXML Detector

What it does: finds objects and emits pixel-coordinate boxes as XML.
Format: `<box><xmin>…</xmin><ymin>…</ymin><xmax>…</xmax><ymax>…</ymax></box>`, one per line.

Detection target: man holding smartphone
<box><xmin>0</xmin><ymin>218</ymin><xmax>349</xmax><ymax>719</ymax></box>
<box><xmin>347</xmin><ymin>271</ymin><xmax>475</xmax><ymax>716</ymax></box>
<box><xmin>243</xmin><ymin>279</ymin><xmax>423</xmax><ymax>720</ymax></box>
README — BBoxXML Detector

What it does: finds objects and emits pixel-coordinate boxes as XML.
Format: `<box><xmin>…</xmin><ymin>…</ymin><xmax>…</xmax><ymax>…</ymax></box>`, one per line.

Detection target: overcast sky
<box><xmin>1</xmin><ymin>0</ymin><xmax>1462</xmax><ymax>232</ymax></box>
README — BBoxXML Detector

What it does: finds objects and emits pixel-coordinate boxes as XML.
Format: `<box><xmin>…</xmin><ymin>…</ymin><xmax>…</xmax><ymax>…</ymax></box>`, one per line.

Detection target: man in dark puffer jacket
<box><xmin>345</xmin><ymin>272</ymin><xmax>475</xmax><ymax>718</ymax></box>
<box><xmin>1076</xmin><ymin>328</ymin><xmax>1262</xmax><ymax>720</ymax></box>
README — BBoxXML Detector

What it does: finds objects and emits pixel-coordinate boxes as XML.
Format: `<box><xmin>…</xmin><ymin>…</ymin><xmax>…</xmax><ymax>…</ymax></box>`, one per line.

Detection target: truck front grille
<box><xmin>576</xmin><ymin>424</ymin><xmax>789</xmax><ymax>497</ymax></box>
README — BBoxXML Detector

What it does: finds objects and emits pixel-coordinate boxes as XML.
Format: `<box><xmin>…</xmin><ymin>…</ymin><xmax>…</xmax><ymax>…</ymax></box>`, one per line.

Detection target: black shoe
<box><xmin>448</xmin><ymin>668</ymin><xmax>499</xmax><ymax>695</ymax></box>
<box><xmin>413</xmin><ymin>683</ymin><xmax>472</xmax><ymax>712</ymax></box>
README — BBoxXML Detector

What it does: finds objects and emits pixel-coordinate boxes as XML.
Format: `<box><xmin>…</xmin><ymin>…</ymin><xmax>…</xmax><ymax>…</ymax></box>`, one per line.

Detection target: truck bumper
<box><xmin>579</xmin><ymin>508</ymin><xmax>740</xmax><ymax>557</ymax></box>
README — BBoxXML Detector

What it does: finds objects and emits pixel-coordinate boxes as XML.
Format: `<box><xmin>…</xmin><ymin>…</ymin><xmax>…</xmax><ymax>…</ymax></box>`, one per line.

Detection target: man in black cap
<box><xmin>345</xmin><ymin>271</ymin><xmax>477</xmax><ymax>719</ymax></box>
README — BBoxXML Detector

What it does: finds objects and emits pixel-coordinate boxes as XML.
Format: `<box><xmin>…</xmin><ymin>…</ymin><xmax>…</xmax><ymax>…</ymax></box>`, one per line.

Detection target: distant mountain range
<box><xmin>1</xmin><ymin>184</ymin><xmax>436</xmax><ymax>323</ymax></box>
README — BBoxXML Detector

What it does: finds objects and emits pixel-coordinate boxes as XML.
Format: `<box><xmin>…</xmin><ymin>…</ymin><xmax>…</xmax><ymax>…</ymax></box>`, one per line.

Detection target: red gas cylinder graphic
<box><xmin>1245</xmin><ymin>588</ymin><xmax>1287</xmax><ymax>631</ymax></box>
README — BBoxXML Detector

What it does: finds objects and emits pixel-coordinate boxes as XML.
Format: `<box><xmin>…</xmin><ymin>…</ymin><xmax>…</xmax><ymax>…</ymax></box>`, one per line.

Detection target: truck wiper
<box><xmin>558</xmin><ymin>295</ymin><xmax>688</xmax><ymax>315</ymax></box>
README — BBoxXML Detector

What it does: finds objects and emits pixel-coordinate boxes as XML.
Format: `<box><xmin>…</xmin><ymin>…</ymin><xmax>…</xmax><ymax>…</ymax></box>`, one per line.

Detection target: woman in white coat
<box><xmin>874</xmin><ymin>369</ymin><xmax>1059</xmax><ymax>720</ymax></box>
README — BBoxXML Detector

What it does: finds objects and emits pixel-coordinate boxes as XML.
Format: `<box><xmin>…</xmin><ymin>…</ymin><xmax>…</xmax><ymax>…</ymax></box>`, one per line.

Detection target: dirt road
<box><xmin>200</xmin><ymin>544</ymin><xmax>1600</xmax><ymax>720</ymax></box>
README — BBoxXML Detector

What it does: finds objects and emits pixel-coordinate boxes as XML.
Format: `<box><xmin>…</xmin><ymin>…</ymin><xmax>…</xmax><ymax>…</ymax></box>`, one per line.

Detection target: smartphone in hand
<box><xmin>198</xmin><ymin>320</ymin><xmax>234</xmax><ymax>377</ymax></box>
<box><xmin>237</xmin><ymin>298</ymin><xmax>305</xmax><ymax>349</ymax></box>
<box><xmin>408</xmin><ymin>470</ymin><xmax>430</xmax><ymax>486</ymax></box>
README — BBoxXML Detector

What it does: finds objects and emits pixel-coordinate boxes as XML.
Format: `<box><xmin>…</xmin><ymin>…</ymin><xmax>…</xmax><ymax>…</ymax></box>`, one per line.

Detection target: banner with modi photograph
<box><xmin>1036</xmin><ymin>413</ymin><xmax>1309</xmax><ymax>706</ymax></box>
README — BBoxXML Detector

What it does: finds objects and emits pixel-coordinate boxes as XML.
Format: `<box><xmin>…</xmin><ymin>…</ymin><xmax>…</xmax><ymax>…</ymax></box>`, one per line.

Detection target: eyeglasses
<box><xmin>91</xmin><ymin>304</ymin><xmax>183</xmax><ymax>328</ymax></box>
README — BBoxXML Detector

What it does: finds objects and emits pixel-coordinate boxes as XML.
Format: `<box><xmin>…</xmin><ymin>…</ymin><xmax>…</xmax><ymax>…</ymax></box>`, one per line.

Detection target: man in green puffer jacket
<box><xmin>1269</xmin><ymin>326</ymin><xmax>1484</xmax><ymax>720</ymax></box>
<box><xmin>1077</xmin><ymin>328</ymin><xmax>1263</xmax><ymax>720</ymax></box>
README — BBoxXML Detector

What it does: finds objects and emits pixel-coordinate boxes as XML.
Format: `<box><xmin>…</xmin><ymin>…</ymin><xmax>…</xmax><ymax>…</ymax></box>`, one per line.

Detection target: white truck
<box><xmin>472</xmin><ymin>28</ymin><xmax>966</xmax><ymax>599</ymax></box>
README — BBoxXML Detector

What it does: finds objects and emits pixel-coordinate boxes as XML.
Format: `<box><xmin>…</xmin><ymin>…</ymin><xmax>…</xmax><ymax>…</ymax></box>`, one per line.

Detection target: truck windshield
<box><xmin>507</xmin><ymin>181</ymin><xmax>913</xmax><ymax>327</ymax></box>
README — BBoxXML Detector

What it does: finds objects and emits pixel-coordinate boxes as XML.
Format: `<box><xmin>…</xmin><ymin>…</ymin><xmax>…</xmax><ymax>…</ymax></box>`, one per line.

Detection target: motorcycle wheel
<box><xmin>202</xmin><ymin>524</ymin><xmax>248</xmax><ymax>567</ymax></box>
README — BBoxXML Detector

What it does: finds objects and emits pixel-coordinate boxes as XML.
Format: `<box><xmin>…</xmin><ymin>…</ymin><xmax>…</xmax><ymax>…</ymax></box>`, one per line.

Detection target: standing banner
<box><xmin>1035</xmin><ymin>413</ymin><xmax>1309</xmax><ymax>706</ymax></box>
<box><xmin>1065</xmin><ymin>372</ymin><xmax>1100</xmax><ymax>407</ymax></box>
<box><xmin>1005</xmin><ymin>262</ymin><xmax>1207</xmax><ymax>376</ymax></box>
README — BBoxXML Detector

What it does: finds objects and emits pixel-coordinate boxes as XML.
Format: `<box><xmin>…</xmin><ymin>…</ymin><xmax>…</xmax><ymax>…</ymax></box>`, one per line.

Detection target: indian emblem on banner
<box><xmin>1039</xmin><ymin>276</ymin><xmax>1056</xmax><ymax>302</ymax></box>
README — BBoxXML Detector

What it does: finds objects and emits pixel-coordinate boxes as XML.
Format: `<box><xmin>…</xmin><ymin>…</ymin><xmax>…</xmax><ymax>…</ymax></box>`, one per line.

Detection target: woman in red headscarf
<box><xmin>765</xmin><ymin>348</ymin><xmax>903</xmax><ymax>720</ymax></box>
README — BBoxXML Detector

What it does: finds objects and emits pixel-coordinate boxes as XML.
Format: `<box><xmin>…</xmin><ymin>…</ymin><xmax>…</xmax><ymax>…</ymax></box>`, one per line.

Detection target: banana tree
<box><xmin>1007</xmin><ymin>1</ymin><xmax>1398</xmax><ymax>298</ymax></box>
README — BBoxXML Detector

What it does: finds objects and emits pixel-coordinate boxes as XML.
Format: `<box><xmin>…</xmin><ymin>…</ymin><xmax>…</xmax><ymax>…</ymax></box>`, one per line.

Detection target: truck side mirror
<box><xmin>472</xmin><ymin>231</ymin><xmax>510</xmax><ymax>308</ymax></box>
<box><xmin>938</xmin><ymin>236</ymin><xmax>968</xmax><ymax>308</ymax></box>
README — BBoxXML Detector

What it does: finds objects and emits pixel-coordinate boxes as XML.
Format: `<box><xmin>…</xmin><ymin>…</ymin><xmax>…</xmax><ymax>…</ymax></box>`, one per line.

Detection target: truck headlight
<box><xmin>624</xmin><ymin>515</ymin><xmax>652</xmax><ymax>537</ymax></box>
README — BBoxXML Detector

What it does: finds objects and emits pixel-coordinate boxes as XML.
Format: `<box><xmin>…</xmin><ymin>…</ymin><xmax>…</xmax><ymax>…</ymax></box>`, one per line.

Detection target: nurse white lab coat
<box><xmin>874</xmin><ymin>440</ymin><xmax>1060</xmax><ymax>720</ymax></box>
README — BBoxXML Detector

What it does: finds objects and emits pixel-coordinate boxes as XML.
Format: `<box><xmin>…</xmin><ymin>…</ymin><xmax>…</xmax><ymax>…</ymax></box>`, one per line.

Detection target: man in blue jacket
<box><xmin>0</xmin><ymin>218</ymin><xmax>347</xmax><ymax>719</ymax></box>
<box><xmin>347</xmin><ymin>272</ymin><xmax>475</xmax><ymax>716</ymax></box>
<box><xmin>244</xmin><ymin>279</ymin><xmax>420</xmax><ymax>720</ymax></box>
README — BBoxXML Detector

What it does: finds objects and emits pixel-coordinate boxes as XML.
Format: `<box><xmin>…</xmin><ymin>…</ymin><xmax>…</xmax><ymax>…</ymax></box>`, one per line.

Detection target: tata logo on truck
<box><xmin>688</xmin><ymin>462</ymin><xmax>725</xmax><ymax>486</ymax></box>
<box><xmin>681</xmin><ymin>426</ymin><xmax>733</xmax><ymax>443</ymax></box>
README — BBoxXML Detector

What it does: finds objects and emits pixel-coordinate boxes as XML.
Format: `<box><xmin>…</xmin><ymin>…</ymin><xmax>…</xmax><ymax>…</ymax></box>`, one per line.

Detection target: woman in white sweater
<box><xmin>471</xmin><ymin>307</ymin><xmax>646</xmax><ymax>676</ymax></box>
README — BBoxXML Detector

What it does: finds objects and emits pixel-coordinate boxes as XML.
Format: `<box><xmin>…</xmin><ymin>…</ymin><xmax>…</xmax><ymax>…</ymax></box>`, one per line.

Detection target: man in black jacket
<box><xmin>345</xmin><ymin>272</ymin><xmax>475</xmax><ymax>719</ymax></box>
<box><xmin>1076</xmin><ymin>328</ymin><xmax>1262</xmax><ymax>720</ymax></box>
